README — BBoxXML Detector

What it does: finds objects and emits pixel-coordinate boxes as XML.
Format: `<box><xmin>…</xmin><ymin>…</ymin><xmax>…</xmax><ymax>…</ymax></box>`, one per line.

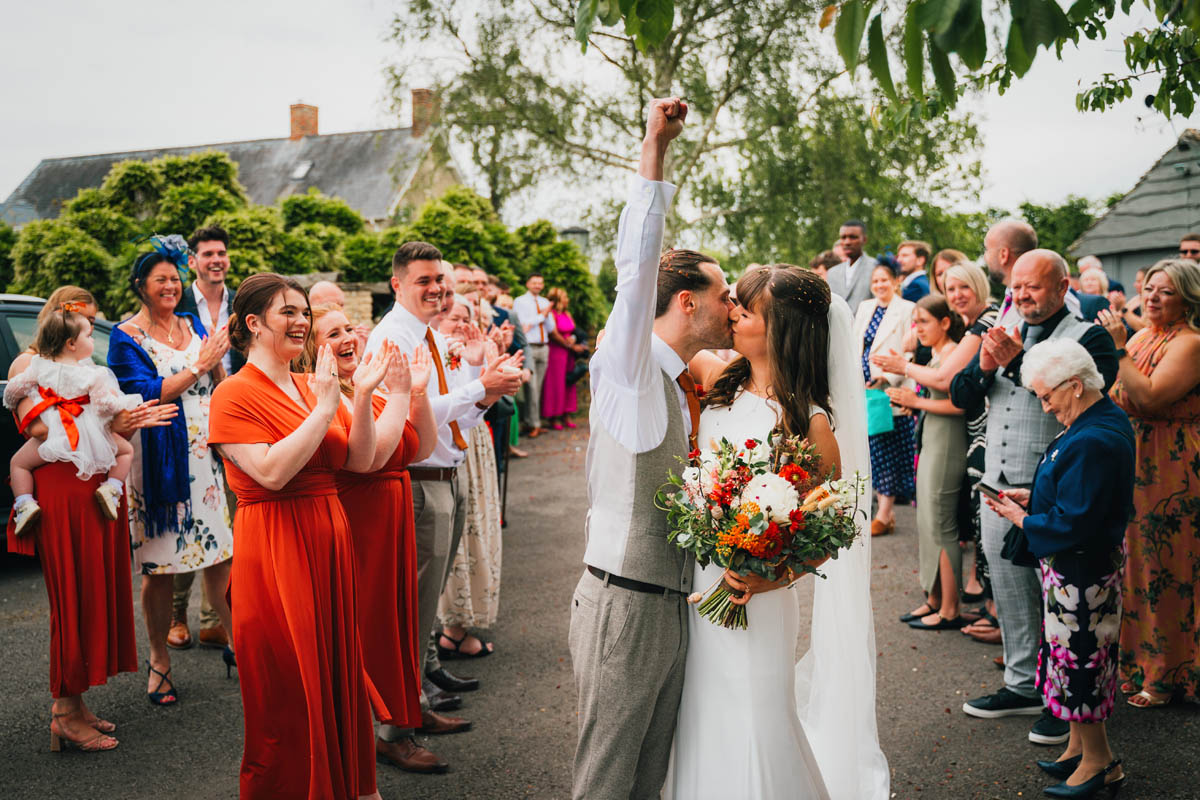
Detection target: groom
<box><xmin>569</xmin><ymin>97</ymin><xmax>735</xmax><ymax>800</ymax></box>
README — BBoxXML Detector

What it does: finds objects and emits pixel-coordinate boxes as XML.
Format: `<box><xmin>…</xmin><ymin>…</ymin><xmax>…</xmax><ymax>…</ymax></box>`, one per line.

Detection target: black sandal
<box><xmin>908</xmin><ymin>613</ymin><xmax>967</xmax><ymax>631</ymax></box>
<box><xmin>899</xmin><ymin>603</ymin><xmax>938</xmax><ymax>623</ymax></box>
<box><xmin>146</xmin><ymin>661</ymin><xmax>179</xmax><ymax>706</ymax></box>
<box><xmin>437</xmin><ymin>631</ymin><xmax>494</xmax><ymax>660</ymax></box>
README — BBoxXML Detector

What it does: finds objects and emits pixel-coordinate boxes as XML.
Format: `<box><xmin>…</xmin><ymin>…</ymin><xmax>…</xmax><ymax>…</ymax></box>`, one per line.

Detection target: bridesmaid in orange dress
<box><xmin>1101</xmin><ymin>259</ymin><xmax>1200</xmax><ymax>709</ymax></box>
<box><xmin>302</xmin><ymin>305</ymin><xmax>438</xmax><ymax>762</ymax></box>
<box><xmin>208</xmin><ymin>274</ymin><xmax>393</xmax><ymax>800</ymax></box>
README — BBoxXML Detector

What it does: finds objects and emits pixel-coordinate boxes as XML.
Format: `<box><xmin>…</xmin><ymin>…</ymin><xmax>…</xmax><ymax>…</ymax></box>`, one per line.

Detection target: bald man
<box><xmin>984</xmin><ymin>220</ymin><xmax>1108</xmax><ymax>322</ymax></box>
<box><xmin>308</xmin><ymin>280</ymin><xmax>346</xmax><ymax>308</ymax></box>
<box><xmin>950</xmin><ymin>249</ymin><xmax>1118</xmax><ymax>746</ymax></box>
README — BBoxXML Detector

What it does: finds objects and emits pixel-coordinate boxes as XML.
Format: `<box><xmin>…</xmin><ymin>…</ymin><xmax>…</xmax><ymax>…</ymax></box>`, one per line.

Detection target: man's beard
<box><xmin>698</xmin><ymin>312</ymin><xmax>733</xmax><ymax>349</ymax></box>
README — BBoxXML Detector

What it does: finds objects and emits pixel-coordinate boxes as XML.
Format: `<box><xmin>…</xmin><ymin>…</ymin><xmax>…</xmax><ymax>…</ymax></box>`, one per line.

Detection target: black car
<box><xmin>0</xmin><ymin>295</ymin><xmax>117</xmax><ymax>525</ymax></box>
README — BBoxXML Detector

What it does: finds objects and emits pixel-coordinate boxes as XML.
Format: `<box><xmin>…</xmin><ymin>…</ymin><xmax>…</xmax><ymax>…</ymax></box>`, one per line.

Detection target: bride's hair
<box><xmin>704</xmin><ymin>265</ymin><xmax>832</xmax><ymax>437</ymax></box>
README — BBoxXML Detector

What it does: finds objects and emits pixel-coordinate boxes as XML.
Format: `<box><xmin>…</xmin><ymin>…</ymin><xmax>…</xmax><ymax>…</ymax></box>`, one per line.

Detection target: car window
<box><xmin>5</xmin><ymin>311</ymin><xmax>112</xmax><ymax>368</ymax></box>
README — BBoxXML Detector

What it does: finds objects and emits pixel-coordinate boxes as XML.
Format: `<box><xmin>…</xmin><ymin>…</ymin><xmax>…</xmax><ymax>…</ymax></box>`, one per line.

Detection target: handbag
<box><xmin>1000</xmin><ymin>523</ymin><xmax>1038</xmax><ymax>567</ymax></box>
<box><xmin>864</xmin><ymin>389</ymin><xmax>895</xmax><ymax>436</ymax></box>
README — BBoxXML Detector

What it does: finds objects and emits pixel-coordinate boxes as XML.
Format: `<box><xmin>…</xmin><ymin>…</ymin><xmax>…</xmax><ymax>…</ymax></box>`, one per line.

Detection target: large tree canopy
<box><xmin>389</xmin><ymin>0</ymin><xmax>985</xmax><ymax>265</ymax></box>
<box><xmin>577</xmin><ymin>0</ymin><xmax>1200</xmax><ymax>122</ymax></box>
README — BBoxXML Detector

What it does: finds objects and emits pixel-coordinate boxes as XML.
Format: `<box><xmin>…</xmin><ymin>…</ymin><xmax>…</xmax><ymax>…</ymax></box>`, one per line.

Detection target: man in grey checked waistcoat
<box><xmin>950</xmin><ymin>249</ymin><xmax>1118</xmax><ymax>745</ymax></box>
<box><xmin>568</xmin><ymin>97</ymin><xmax>737</xmax><ymax>800</ymax></box>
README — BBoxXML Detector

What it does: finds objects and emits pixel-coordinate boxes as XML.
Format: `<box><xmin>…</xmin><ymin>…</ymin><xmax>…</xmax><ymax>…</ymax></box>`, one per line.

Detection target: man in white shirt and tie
<box><xmin>364</xmin><ymin>241</ymin><xmax>524</xmax><ymax>774</ymax></box>
<box><xmin>568</xmin><ymin>97</ymin><xmax>736</xmax><ymax>800</ymax></box>
<box><xmin>512</xmin><ymin>273</ymin><xmax>554</xmax><ymax>436</ymax></box>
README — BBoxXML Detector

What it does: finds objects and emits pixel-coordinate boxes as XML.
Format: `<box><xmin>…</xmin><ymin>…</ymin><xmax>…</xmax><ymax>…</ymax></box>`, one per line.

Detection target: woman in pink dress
<box><xmin>540</xmin><ymin>288</ymin><xmax>586</xmax><ymax>430</ymax></box>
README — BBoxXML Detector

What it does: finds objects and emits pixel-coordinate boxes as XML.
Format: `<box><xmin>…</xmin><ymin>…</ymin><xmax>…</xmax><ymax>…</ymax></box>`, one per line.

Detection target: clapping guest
<box><xmin>543</xmin><ymin>287</ymin><xmax>586</xmax><ymax>430</ymax></box>
<box><xmin>209</xmin><ymin>274</ymin><xmax>388</xmax><ymax>799</ymax></box>
<box><xmin>928</xmin><ymin>248</ymin><xmax>971</xmax><ymax>295</ymax></box>
<box><xmin>108</xmin><ymin>239</ymin><xmax>235</xmax><ymax>704</ymax></box>
<box><xmin>514</xmin><ymin>273</ymin><xmax>555</xmax><ymax>437</ymax></box>
<box><xmin>1102</xmin><ymin>258</ymin><xmax>1200</xmax><ymax>709</ymax></box>
<box><xmin>887</xmin><ymin>296</ymin><xmax>968</xmax><ymax>630</ymax></box>
<box><xmin>853</xmin><ymin>262</ymin><xmax>916</xmax><ymax>536</ymax></box>
<box><xmin>7</xmin><ymin>290</ymin><xmax>176</xmax><ymax>753</ymax></box>
<box><xmin>986</xmin><ymin>339</ymin><xmax>1133</xmax><ymax>797</ymax></box>
<box><xmin>1079</xmin><ymin>269</ymin><xmax>1108</xmax><ymax>297</ymax></box>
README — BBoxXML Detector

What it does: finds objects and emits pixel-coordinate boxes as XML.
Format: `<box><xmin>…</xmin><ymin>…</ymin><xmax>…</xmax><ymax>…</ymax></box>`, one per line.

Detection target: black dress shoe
<box><xmin>422</xmin><ymin>680</ymin><xmax>463</xmax><ymax>712</ymax></box>
<box><xmin>426</xmin><ymin>666</ymin><xmax>479</xmax><ymax>693</ymax></box>
<box><xmin>1037</xmin><ymin>754</ymin><xmax>1082</xmax><ymax>780</ymax></box>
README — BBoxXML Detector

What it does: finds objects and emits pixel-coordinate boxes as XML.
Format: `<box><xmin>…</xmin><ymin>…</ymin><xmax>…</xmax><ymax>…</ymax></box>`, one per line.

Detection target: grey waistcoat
<box><xmin>984</xmin><ymin>314</ymin><xmax>1095</xmax><ymax>486</ymax></box>
<box><xmin>583</xmin><ymin>371</ymin><xmax>694</xmax><ymax>593</ymax></box>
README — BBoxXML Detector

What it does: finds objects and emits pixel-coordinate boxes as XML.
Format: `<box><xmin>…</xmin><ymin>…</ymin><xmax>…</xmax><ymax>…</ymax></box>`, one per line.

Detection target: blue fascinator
<box><xmin>130</xmin><ymin>233</ymin><xmax>192</xmax><ymax>290</ymax></box>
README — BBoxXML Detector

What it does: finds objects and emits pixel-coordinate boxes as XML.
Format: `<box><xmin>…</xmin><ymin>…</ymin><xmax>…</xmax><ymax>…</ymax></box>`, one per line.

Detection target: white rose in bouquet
<box><xmin>739</xmin><ymin>472</ymin><xmax>799</xmax><ymax>525</ymax></box>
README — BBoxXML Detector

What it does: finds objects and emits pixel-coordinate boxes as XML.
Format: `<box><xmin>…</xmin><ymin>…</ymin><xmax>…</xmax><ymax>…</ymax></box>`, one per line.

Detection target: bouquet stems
<box><xmin>693</xmin><ymin>577</ymin><xmax>748</xmax><ymax>630</ymax></box>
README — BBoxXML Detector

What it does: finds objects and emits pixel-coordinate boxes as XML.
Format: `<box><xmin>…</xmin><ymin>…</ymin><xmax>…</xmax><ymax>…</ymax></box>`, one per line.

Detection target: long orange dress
<box><xmin>336</xmin><ymin>394</ymin><xmax>423</xmax><ymax>729</ymax></box>
<box><xmin>6</xmin><ymin>461</ymin><xmax>138</xmax><ymax>697</ymax></box>
<box><xmin>1111</xmin><ymin>320</ymin><xmax>1200</xmax><ymax>702</ymax></box>
<box><xmin>208</xmin><ymin>364</ymin><xmax>376</xmax><ymax>800</ymax></box>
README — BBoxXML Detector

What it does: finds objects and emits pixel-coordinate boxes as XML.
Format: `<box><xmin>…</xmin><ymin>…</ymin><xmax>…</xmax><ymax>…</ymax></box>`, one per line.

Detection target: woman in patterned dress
<box><xmin>1101</xmin><ymin>258</ymin><xmax>1200</xmax><ymax>709</ymax></box>
<box><xmin>853</xmin><ymin>263</ymin><xmax>916</xmax><ymax>535</ymax></box>
<box><xmin>987</xmin><ymin>339</ymin><xmax>1133</xmax><ymax>797</ymax></box>
<box><xmin>109</xmin><ymin>248</ymin><xmax>234</xmax><ymax>704</ymax></box>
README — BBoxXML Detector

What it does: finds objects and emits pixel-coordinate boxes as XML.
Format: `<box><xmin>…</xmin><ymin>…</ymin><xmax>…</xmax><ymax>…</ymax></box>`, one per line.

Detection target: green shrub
<box><xmin>156</xmin><ymin>180</ymin><xmax>241</xmax><ymax>240</ymax></box>
<box><xmin>10</xmin><ymin>220</ymin><xmax>114</xmax><ymax>300</ymax></box>
<box><xmin>100</xmin><ymin>160</ymin><xmax>163</xmax><ymax>221</ymax></box>
<box><xmin>154</xmin><ymin>151</ymin><xmax>248</xmax><ymax>204</ymax></box>
<box><xmin>0</xmin><ymin>220</ymin><xmax>16</xmax><ymax>290</ymax></box>
<box><xmin>281</xmin><ymin>189</ymin><xmax>364</xmax><ymax>235</ymax></box>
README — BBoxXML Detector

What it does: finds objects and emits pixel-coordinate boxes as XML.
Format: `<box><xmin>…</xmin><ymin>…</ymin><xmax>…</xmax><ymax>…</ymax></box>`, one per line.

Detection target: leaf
<box><xmin>928</xmin><ymin>37</ymin><xmax>958</xmax><ymax>107</ymax></box>
<box><xmin>637</xmin><ymin>0</ymin><xmax>674</xmax><ymax>43</ymax></box>
<box><xmin>867</xmin><ymin>14</ymin><xmax>898</xmax><ymax>101</ymax></box>
<box><xmin>597</xmin><ymin>0</ymin><xmax>622</xmax><ymax>26</ymax></box>
<box><xmin>904</xmin><ymin>4</ymin><xmax>925</xmax><ymax>95</ymax></box>
<box><xmin>835</xmin><ymin>0</ymin><xmax>868</xmax><ymax>71</ymax></box>
<box><xmin>1005</xmin><ymin>20</ymin><xmax>1035</xmax><ymax>76</ymax></box>
<box><xmin>1023</xmin><ymin>0</ymin><xmax>1071</xmax><ymax>49</ymax></box>
<box><xmin>820</xmin><ymin>4</ymin><xmax>838</xmax><ymax>29</ymax></box>
<box><xmin>915</xmin><ymin>0</ymin><xmax>964</xmax><ymax>36</ymax></box>
<box><xmin>575</xmin><ymin>0</ymin><xmax>600</xmax><ymax>49</ymax></box>
<box><xmin>951</xmin><ymin>1</ymin><xmax>987</xmax><ymax>70</ymax></box>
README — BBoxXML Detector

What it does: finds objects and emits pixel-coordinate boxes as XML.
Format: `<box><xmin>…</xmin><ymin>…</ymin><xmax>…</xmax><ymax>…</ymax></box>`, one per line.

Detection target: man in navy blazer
<box><xmin>898</xmin><ymin>240</ymin><xmax>932</xmax><ymax>301</ymax></box>
<box><xmin>1068</xmin><ymin>287</ymin><xmax>1110</xmax><ymax>322</ymax></box>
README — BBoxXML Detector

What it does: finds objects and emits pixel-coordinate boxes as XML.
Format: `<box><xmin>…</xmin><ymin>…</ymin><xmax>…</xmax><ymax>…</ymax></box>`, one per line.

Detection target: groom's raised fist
<box><xmin>646</xmin><ymin>97</ymin><xmax>688</xmax><ymax>144</ymax></box>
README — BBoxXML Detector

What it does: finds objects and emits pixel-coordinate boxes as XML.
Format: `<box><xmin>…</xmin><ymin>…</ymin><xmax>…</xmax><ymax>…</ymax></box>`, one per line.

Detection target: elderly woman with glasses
<box><xmin>985</xmin><ymin>338</ymin><xmax>1134</xmax><ymax>798</ymax></box>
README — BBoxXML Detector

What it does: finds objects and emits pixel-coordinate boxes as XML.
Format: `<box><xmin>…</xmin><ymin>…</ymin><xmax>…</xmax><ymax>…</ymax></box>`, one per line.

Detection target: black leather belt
<box><xmin>409</xmin><ymin>467</ymin><xmax>457</xmax><ymax>482</ymax></box>
<box><xmin>587</xmin><ymin>565</ymin><xmax>682</xmax><ymax>596</ymax></box>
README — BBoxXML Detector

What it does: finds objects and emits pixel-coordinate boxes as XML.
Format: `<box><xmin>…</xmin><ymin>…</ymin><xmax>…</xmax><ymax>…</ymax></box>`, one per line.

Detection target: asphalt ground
<box><xmin>0</xmin><ymin>423</ymin><xmax>1196</xmax><ymax>799</ymax></box>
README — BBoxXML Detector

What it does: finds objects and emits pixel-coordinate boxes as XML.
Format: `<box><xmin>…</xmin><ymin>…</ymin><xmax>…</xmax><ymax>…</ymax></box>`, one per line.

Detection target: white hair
<box><xmin>1021</xmin><ymin>339</ymin><xmax>1103</xmax><ymax>393</ymax></box>
<box><xmin>1079</xmin><ymin>268</ymin><xmax>1109</xmax><ymax>294</ymax></box>
<box><xmin>1076</xmin><ymin>255</ymin><xmax>1103</xmax><ymax>272</ymax></box>
<box><xmin>451</xmin><ymin>292</ymin><xmax>475</xmax><ymax>318</ymax></box>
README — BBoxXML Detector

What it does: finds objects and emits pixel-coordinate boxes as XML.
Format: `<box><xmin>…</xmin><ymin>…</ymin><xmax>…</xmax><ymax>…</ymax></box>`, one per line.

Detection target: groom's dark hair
<box><xmin>655</xmin><ymin>249</ymin><xmax>719</xmax><ymax>318</ymax></box>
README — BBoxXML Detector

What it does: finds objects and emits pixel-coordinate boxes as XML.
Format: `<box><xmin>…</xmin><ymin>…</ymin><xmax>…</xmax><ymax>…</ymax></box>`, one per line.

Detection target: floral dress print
<box><xmin>128</xmin><ymin>321</ymin><xmax>232</xmax><ymax>574</ymax></box>
<box><xmin>1111</xmin><ymin>321</ymin><xmax>1200</xmax><ymax>702</ymax></box>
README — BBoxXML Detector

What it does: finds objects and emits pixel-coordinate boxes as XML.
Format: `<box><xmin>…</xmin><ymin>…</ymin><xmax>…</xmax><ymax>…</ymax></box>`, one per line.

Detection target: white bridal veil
<box><xmin>793</xmin><ymin>294</ymin><xmax>890</xmax><ymax>799</ymax></box>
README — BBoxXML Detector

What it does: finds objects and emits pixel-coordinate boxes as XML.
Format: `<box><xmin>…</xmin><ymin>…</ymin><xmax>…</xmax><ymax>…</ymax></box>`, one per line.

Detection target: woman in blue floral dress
<box><xmin>986</xmin><ymin>339</ymin><xmax>1134</xmax><ymax>797</ymax></box>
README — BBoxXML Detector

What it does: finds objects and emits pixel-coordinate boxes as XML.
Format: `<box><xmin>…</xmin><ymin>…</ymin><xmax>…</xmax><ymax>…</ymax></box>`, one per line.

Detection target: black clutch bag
<box><xmin>1000</xmin><ymin>523</ymin><xmax>1038</xmax><ymax>567</ymax></box>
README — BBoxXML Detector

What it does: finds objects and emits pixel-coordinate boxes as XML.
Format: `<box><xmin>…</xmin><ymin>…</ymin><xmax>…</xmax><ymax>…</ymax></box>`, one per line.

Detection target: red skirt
<box><xmin>6</xmin><ymin>461</ymin><xmax>138</xmax><ymax>698</ymax></box>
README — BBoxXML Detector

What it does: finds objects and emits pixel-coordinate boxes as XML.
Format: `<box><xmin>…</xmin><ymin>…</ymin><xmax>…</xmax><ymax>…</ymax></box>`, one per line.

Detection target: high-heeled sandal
<box><xmin>436</xmin><ymin>631</ymin><xmax>494</xmax><ymax>660</ymax></box>
<box><xmin>146</xmin><ymin>661</ymin><xmax>179</xmax><ymax>706</ymax></box>
<box><xmin>50</xmin><ymin>712</ymin><xmax>118</xmax><ymax>753</ymax></box>
<box><xmin>82</xmin><ymin>712</ymin><xmax>116</xmax><ymax>733</ymax></box>
<box><xmin>1043</xmin><ymin>759</ymin><xmax>1124</xmax><ymax>798</ymax></box>
<box><xmin>222</xmin><ymin>646</ymin><xmax>237</xmax><ymax>679</ymax></box>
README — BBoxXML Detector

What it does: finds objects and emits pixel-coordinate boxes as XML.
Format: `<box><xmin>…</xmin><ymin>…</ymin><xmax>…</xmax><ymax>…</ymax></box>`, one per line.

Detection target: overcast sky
<box><xmin>3</xmin><ymin>1</ymin><xmax>1196</xmax><ymax>226</ymax></box>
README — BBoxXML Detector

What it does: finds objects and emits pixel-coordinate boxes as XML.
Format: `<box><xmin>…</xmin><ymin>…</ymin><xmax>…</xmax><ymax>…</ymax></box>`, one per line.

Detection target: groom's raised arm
<box><xmin>590</xmin><ymin>99</ymin><xmax>685</xmax><ymax>451</ymax></box>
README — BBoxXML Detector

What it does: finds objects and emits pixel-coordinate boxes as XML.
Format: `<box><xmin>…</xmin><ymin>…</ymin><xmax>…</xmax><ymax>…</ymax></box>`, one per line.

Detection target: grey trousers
<box><xmin>980</xmin><ymin>481</ymin><xmax>1043</xmax><ymax>697</ymax></box>
<box><xmin>522</xmin><ymin>344</ymin><xmax>549</xmax><ymax>428</ymax></box>
<box><xmin>379</xmin><ymin>474</ymin><xmax>466</xmax><ymax>741</ymax></box>
<box><xmin>568</xmin><ymin>569</ymin><xmax>688</xmax><ymax>800</ymax></box>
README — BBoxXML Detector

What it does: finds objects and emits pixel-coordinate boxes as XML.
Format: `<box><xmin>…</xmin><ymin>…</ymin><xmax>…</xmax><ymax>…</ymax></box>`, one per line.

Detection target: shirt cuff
<box><xmin>627</xmin><ymin>175</ymin><xmax>677</xmax><ymax>215</ymax></box>
<box><xmin>465</xmin><ymin>378</ymin><xmax>486</xmax><ymax>403</ymax></box>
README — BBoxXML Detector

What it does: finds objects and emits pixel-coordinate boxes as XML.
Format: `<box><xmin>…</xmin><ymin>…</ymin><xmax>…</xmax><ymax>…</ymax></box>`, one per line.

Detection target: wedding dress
<box><xmin>665</xmin><ymin>296</ymin><xmax>889</xmax><ymax>800</ymax></box>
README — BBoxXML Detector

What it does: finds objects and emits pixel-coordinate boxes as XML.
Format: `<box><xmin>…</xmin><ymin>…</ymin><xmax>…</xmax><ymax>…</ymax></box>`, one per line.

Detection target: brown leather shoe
<box><xmin>166</xmin><ymin>619</ymin><xmax>193</xmax><ymax>650</ymax></box>
<box><xmin>419</xmin><ymin>710</ymin><xmax>472</xmax><ymax>735</ymax></box>
<box><xmin>527</xmin><ymin>427</ymin><xmax>544</xmax><ymax>438</ymax></box>
<box><xmin>869</xmin><ymin>519</ymin><xmax>894</xmax><ymax>537</ymax></box>
<box><xmin>197</xmin><ymin>624</ymin><xmax>228</xmax><ymax>649</ymax></box>
<box><xmin>375</xmin><ymin>736</ymin><xmax>449</xmax><ymax>774</ymax></box>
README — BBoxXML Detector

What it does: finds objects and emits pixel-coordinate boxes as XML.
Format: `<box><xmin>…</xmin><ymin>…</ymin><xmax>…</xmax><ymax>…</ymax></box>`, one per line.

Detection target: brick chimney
<box><xmin>290</xmin><ymin>103</ymin><xmax>318</xmax><ymax>140</ymax></box>
<box><xmin>411</xmin><ymin>89</ymin><xmax>438</xmax><ymax>138</ymax></box>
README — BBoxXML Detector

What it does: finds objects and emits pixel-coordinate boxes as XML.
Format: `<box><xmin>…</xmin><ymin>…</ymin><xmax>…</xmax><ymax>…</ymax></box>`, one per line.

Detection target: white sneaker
<box><xmin>94</xmin><ymin>483</ymin><xmax>121</xmax><ymax>521</ymax></box>
<box><xmin>13</xmin><ymin>500</ymin><xmax>42</xmax><ymax>536</ymax></box>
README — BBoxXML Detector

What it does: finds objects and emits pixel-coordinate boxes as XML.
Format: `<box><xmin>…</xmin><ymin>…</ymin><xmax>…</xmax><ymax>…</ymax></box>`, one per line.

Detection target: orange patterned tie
<box><xmin>425</xmin><ymin>328</ymin><xmax>468</xmax><ymax>450</ymax></box>
<box><xmin>676</xmin><ymin>370</ymin><xmax>701</xmax><ymax>450</ymax></box>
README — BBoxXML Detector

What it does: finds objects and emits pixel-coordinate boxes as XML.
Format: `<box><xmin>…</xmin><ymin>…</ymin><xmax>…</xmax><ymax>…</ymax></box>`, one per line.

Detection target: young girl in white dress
<box><xmin>4</xmin><ymin>306</ymin><xmax>141</xmax><ymax>534</ymax></box>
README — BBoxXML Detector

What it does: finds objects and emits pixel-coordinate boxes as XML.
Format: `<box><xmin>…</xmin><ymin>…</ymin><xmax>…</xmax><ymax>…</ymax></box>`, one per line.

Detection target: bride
<box><xmin>665</xmin><ymin>265</ymin><xmax>890</xmax><ymax>800</ymax></box>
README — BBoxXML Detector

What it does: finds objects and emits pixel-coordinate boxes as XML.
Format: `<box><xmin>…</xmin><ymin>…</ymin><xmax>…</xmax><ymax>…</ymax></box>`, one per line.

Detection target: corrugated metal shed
<box><xmin>1</xmin><ymin>127</ymin><xmax>438</xmax><ymax>227</ymax></box>
<box><xmin>1070</xmin><ymin>129</ymin><xmax>1200</xmax><ymax>284</ymax></box>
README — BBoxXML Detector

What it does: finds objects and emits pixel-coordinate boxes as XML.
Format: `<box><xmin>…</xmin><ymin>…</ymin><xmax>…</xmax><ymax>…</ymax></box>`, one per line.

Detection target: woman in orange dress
<box><xmin>301</xmin><ymin>305</ymin><xmax>437</xmax><ymax>757</ymax></box>
<box><xmin>208</xmin><ymin>274</ymin><xmax>393</xmax><ymax>800</ymax></box>
<box><xmin>1101</xmin><ymin>259</ymin><xmax>1200</xmax><ymax>709</ymax></box>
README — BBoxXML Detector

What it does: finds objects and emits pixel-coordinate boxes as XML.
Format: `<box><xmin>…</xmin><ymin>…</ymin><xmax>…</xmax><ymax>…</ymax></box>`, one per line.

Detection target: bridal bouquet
<box><xmin>657</xmin><ymin>434</ymin><xmax>865</xmax><ymax>629</ymax></box>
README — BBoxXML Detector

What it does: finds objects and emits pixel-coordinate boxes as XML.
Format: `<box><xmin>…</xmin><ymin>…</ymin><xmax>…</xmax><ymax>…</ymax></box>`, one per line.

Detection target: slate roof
<box><xmin>1071</xmin><ymin>128</ymin><xmax>1200</xmax><ymax>256</ymax></box>
<box><xmin>1</xmin><ymin>127</ymin><xmax>437</xmax><ymax>226</ymax></box>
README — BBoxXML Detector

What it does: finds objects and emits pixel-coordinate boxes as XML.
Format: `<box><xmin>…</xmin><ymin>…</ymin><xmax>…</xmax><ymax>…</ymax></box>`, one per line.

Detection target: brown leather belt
<box><xmin>587</xmin><ymin>565</ymin><xmax>682</xmax><ymax>596</ymax></box>
<box><xmin>408</xmin><ymin>467</ymin><xmax>458</xmax><ymax>482</ymax></box>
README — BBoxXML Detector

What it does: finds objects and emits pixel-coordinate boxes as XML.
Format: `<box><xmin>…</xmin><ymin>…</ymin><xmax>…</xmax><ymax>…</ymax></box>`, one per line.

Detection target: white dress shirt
<box><xmin>364</xmin><ymin>303</ymin><xmax>486</xmax><ymax>468</ymax></box>
<box><xmin>588</xmin><ymin>175</ymin><xmax>687</xmax><ymax>454</ymax></box>
<box><xmin>844</xmin><ymin>255</ymin><xmax>867</xmax><ymax>285</ymax></box>
<box><xmin>512</xmin><ymin>291</ymin><xmax>556</xmax><ymax>344</ymax></box>
<box><xmin>192</xmin><ymin>283</ymin><xmax>232</xmax><ymax>373</ymax></box>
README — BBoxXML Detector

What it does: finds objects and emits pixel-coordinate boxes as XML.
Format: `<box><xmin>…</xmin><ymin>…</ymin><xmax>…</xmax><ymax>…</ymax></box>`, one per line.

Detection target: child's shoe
<box><xmin>94</xmin><ymin>483</ymin><xmax>121</xmax><ymax>521</ymax></box>
<box><xmin>13</xmin><ymin>500</ymin><xmax>42</xmax><ymax>536</ymax></box>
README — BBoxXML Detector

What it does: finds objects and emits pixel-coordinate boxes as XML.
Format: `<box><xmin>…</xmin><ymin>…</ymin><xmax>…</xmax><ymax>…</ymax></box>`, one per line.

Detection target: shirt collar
<box><xmin>650</xmin><ymin>333</ymin><xmax>687</xmax><ymax>380</ymax></box>
<box><xmin>192</xmin><ymin>282</ymin><xmax>228</xmax><ymax>306</ymax></box>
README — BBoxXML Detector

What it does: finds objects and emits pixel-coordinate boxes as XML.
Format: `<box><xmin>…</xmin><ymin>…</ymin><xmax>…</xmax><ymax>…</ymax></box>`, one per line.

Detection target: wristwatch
<box><xmin>188</xmin><ymin>364</ymin><xmax>202</xmax><ymax>378</ymax></box>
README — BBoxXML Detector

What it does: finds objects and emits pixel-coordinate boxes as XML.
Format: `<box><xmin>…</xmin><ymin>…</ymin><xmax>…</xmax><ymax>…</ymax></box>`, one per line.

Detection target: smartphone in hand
<box><xmin>979</xmin><ymin>482</ymin><xmax>1004</xmax><ymax>503</ymax></box>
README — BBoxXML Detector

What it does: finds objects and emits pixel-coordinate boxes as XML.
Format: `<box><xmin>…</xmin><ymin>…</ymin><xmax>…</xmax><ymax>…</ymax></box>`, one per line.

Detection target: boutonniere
<box><xmin>445</xmin><ymin>351</ymin><xmax>462</xmax><ymax>371</ymax></box>
<box><xmin>1050</xmin><ymin>449</ymin><xmax>1059</xmax><ymax>462</ymax></box>
<box><xmin>694</xmin><ymin>383</ymin><xmax>706</xmax><ymax>399</ymax></box>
